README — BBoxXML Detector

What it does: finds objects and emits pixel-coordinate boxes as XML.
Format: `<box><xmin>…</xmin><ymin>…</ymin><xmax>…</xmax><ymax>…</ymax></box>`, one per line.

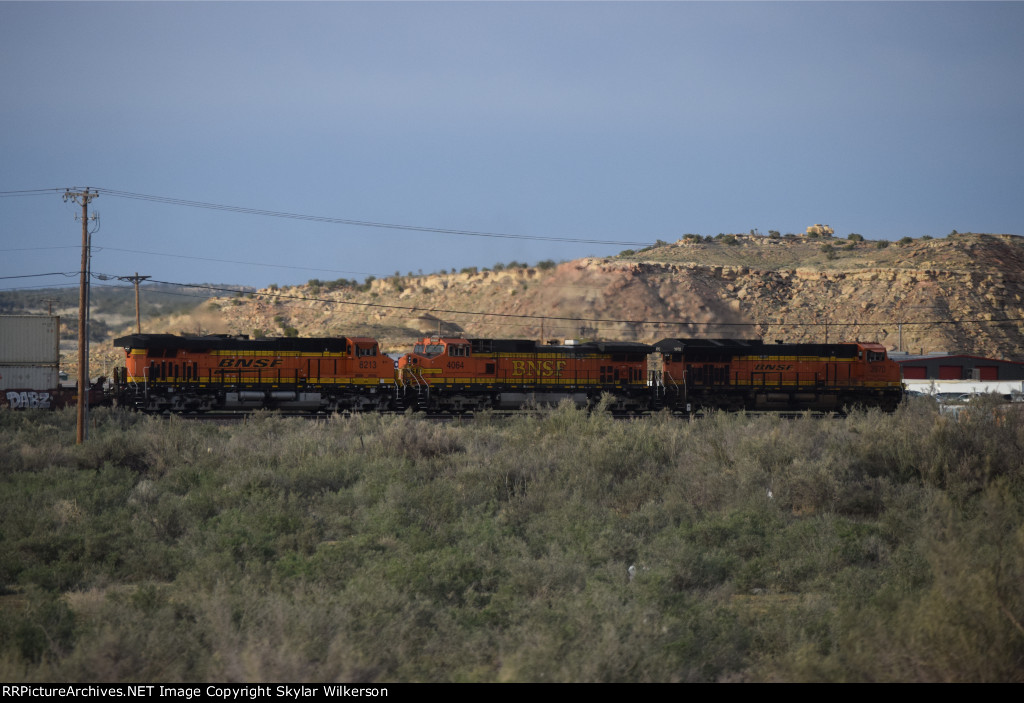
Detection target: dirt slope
<box><xmin>139</xmin><ymin>232</ymin><xmax>1024</xmax><ymax>361</ymax></box>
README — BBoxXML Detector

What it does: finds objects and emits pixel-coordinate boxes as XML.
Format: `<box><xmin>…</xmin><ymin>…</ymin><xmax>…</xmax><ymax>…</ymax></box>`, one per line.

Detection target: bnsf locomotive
<box><xmin>113</xmin><ymin>333</ymin><xmax>396</xmax><ymax>412</ymax></box>
<box><xmin>112</xmin><ymin>333</ymin><xmax>903</xmax><ymax>413</ymax></box>
<box><xmin>654</xmin><ymin>338</ymin><xmax>903</xmax><ymax>412</ymax></box>
<box><xmin>398</xmin><ymin>337</ymin><xmax>653</xmax><ymax>413</ymax></box>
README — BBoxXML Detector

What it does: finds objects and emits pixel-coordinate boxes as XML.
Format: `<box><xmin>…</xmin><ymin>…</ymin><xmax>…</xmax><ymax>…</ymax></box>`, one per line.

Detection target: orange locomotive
<box><xmin>397</xmin><ymin>336</ymin><xmax>653</xmax><ymax>413</ymax></box>
<box><xmin>113</xmin><ymin>333</ymin><xmax>397</xmax><ymax>412</ymax></box>
<box><xmin>654</xmin><ymin>338</ymin><xmax>903</xmax><ymax>412</ymax></box>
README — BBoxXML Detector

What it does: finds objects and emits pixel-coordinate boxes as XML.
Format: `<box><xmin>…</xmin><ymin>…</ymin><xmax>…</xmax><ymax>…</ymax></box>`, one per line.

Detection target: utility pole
<box><xmin>121</xmin><ymin>273</ymin><xmax>151</xmax><ymax>333</ymax></box>
<box><xmin>64</xmin><ymin>188</ymin><xmax>99</xmax><ymax>444</ymax></box>
<box><xmin>41</xmin><ymin>298</ymin><xmax>60</xmax><ymax>315</ymax></box>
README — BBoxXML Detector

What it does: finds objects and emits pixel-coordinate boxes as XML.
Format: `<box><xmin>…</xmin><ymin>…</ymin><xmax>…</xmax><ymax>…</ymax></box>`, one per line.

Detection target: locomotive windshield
<box><xmin>413</xmin><ymin>344</ymin><xmax>444</xmax><ymax>358</ymax></box>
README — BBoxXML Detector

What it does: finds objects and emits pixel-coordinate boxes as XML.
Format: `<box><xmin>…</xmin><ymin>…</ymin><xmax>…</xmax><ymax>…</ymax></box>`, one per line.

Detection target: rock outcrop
<box><xmin>182</xmin><ymin>232</ymin><xmax>1024</xmax><ymax>360</ymax></box>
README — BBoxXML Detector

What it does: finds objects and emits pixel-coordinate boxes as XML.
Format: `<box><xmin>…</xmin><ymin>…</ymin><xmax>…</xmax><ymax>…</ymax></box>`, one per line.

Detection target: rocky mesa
<box><xmin>176</xmin><ymin>232</ymin><xmax>1024</xmax><ymax>360</ymax></box>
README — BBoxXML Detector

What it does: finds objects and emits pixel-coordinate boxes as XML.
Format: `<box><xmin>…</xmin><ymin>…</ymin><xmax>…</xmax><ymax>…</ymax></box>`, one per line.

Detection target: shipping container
<box><xmin>0</xmin><ymin>315</ymin><xmax>60</xmax><ymax>364</ymax></box>
<box><xmin>0</xmin><ymin>364</ymin><xmax>59</xmax><ymax>392</ymax></box>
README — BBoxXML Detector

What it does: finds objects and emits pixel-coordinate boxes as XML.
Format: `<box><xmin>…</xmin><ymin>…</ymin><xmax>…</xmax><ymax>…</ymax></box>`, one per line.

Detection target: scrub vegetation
<box><xmin>1</xmin><ymin>398</ymin><xmax>1022</xmax><ymax>682</ymax></box>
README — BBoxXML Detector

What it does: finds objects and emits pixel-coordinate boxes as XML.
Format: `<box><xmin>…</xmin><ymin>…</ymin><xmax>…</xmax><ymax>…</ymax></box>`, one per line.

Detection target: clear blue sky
<box><xmin>2</xmin><ymin>1</ymin><xmax>1022</xmax><ymax>291</ymax></box>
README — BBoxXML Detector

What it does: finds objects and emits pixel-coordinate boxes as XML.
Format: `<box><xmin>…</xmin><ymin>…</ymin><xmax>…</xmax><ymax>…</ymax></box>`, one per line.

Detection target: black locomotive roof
<box><xmin>468</xmin><ymin>338</ymin><xmax>654</xmax><ymax>355</ymax></box>
<box><xmin>114</xmin><ymin>333</ymin><xmax>356</xmax><ymax>354</ymax></box>
<box><xmin>653</xmin><ymin>338</ymin><xmax>860</xmax><ymax>357</ymax></box>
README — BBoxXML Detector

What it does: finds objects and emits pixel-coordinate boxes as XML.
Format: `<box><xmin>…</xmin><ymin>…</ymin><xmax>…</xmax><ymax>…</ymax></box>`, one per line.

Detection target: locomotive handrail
<box><xmin>663</xmin><ymin>369</ymin><xmax>678</xmax><ymax>389</ymax></box>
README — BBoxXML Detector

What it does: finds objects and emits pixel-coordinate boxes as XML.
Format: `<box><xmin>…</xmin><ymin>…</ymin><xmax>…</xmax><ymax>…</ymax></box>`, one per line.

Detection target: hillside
<box><xmin>66</xmin><ymin>231</ymin><xmax>1023</xmax><ymax>377</ymax></box>
<box><xmin>173</xmin><ymin>232</ymin><xmax>1024</xmax><ymax>361</ymax></box>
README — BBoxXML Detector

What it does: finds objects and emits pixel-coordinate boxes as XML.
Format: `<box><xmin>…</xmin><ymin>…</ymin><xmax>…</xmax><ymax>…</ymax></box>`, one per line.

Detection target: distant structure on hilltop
<box><xmin>806</xmin><ymin>224</ymin><xmax>834</xmax><ymax>236</ymax></box>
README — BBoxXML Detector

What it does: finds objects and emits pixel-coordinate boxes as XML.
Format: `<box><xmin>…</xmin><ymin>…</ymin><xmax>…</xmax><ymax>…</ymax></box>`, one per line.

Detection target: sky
<box><xmin>2</xmin><ymin>1</ymin><xmax>1023</xmax><ymax>293</ymax></box>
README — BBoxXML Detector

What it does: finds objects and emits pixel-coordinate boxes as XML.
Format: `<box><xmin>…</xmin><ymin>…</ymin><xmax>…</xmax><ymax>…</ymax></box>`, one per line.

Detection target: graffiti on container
<box><xmin>5</xmin><ymin>391</ymin><xmax>52</xmax><ymax>409</ymax></box>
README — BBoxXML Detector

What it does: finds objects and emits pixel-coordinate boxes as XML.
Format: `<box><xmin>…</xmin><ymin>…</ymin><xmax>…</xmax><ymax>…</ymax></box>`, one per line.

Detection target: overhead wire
<box><xmin>94</xmin><ymin>188</ymin><xmax>660</xmax><ymax>247</ymax></box>
<box><xmin>0</xmin><ymin>188</ymin><xmax>65</xmax><ymax>198</ymax></box>
<box><xmin>93</xmin><ymin>246</ymin><xmax>382</xmax><ymax>278</ymax></box>
<box><xmin>0</xmin><ymin>272</ymin><xmax>78</xmax><ymax>280</ymax></box>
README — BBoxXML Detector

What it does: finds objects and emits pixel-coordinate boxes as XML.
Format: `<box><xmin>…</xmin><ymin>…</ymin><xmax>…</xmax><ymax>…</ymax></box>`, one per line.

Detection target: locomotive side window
<box><xmin>867</xmin><ymin>351</ymin><xmax>885</xmax><ymax>363</ymax></box>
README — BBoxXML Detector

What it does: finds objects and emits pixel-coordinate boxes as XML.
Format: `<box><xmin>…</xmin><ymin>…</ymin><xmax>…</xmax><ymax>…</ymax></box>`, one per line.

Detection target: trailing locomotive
<box><xmin>398</xmin><ymin>337</ymin><xmax>653</xmax><ymax>413</ymax></box>
<box><xmin>112</xmin><ymin>333</ymin><xmax>904</xmax><ymax>413</ymax></box>
<box><xmin>654</xmin><ymin>338</ymin><xmax>903</xmax><ymax>412</ymax></box>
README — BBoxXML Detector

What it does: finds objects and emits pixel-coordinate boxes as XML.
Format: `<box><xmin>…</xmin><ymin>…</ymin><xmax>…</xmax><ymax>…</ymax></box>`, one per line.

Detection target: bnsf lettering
<box><xmin>510</xmin><ymin>360</ymin><xmax>568</xmax><ymax>377</ymax></box>
<box><xmin>754</xmin><ymin>364</ymin><xmax>794</xmax><ymax>371</ymax></box>
<box><xmin>217</xmin><ymin>359</ymin><xmax>283</xmax><ymax>368</ymax></box>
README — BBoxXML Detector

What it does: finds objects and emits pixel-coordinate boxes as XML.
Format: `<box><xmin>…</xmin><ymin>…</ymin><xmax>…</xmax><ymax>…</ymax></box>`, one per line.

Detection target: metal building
<box><xmin>892</xmin><ymin>352</ymin><xmax>1024</xmax><ymax>381</ymax></box>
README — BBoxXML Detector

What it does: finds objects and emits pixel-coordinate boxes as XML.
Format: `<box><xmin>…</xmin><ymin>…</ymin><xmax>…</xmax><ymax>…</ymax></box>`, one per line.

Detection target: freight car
<box><xmin>654</xmin><ymin>338</ymin><xmax>903</xmax><ymax>412</ymax></box>
<box><xmin>112</xmin><ymin>333</ymin><xmax>398</xmax><ymax>412</ymax></box>
<box><xmin>397</xmin><ymin>336</ymin><xmax>653</xmax><ymax>413</ymax></box>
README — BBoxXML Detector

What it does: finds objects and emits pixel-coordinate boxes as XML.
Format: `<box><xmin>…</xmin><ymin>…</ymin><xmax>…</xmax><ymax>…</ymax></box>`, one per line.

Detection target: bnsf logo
<box><xmin>754</xmin><ymin>364</ymin><xmax>794</xmax><ymax>371</ymax></box>
<box><xmin>510</xmin><ymin>360</ymin><xmax>567</xmax><ymax>377</ymax></box>
<box><xmin>217</xmin><ymin>358</ymin><xmax>284</xmax><ymax>368</ymax></box>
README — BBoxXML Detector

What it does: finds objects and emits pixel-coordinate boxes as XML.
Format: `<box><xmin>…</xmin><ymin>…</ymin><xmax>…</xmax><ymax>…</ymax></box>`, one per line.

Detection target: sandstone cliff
<box><xmin>151</xmin><ymin>232</ymin><xmax>1024</xmax><ymax>361</ymax></box>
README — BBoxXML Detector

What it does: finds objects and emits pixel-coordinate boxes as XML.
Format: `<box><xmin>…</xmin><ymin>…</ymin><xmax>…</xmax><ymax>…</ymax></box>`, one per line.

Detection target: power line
<box><xmin>94</xmin><ymin>246</ymin><xmax>383</xmax><ymax>277</ymax></box>
<box><xmin>0</xmin><ymin>188</ymin><xmax>64</xmax><ymax>197</ymax></box>
<box><xmin>95</xmin><ymin>188</ymin><xmax>659</xmax><ymax>247</ymax></box>
<box><xmin>0</xmin><ymin>272</ymin><xmax>78</xmax><ymax>280</ymax></box>
<box><xmin>0</xmin><ymin>246</ymin><xmax>80</xmax><ymax>252</ymax></box>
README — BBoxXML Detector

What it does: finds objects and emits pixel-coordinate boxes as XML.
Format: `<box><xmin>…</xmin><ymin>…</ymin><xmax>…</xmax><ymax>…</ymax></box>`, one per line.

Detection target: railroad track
<box><xmin>155</xmin><ymin>409</ymin><xmax>847</xmax><ymax>423</ymax></box>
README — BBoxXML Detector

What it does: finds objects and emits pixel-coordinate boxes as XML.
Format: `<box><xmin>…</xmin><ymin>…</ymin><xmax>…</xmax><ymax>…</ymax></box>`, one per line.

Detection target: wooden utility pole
<box><xmin>64</xmin><ymin>188</ymin><xmax>98</xmax><ymax>444</ymax></box>
<box><xmin>122</xmin><ymin>273</ymin><xmax>151</xmax><ymax>333</ymax></box>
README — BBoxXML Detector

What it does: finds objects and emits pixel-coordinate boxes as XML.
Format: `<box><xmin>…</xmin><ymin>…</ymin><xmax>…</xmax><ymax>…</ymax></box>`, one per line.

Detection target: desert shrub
<box><xmin>2</xmin><ymin>400</ymin><xmax>1022</xmax><ymax>681</ymax></box>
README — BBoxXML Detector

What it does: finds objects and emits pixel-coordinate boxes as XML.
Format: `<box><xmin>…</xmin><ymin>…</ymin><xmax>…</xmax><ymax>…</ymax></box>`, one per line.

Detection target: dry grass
<box><xmin>1</xmin><ymin>399</ymin><xmax>1022</xmax><ymax>681</ymax></box>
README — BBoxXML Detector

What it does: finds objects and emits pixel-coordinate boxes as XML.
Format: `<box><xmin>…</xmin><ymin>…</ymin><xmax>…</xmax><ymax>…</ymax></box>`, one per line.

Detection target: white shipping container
<box><xmin>0</xmin><ymin>316</ymin><xmax>60</xmax><ymax>364</ymax></box>
<box><xmin>0</xmin><ymin>364</ymin><xmax>59</xmax><ymax>391</ymax></box>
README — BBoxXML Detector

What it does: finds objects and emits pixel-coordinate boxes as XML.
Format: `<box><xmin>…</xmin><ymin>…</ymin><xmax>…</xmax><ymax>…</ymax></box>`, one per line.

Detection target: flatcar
<box><xmin>397</xmin><ymin>336</ymin><xmax>654</xmax><ymax>413</ymax></box>
<box><xmin>113</xmin><ymin>333</ymin><xmax>397</xmax><ymax>412</ymax></box>
<box><xmin>654</xmin><ymin>338</ymin><xmax>903</xmax><ymax>412</ymax></box>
